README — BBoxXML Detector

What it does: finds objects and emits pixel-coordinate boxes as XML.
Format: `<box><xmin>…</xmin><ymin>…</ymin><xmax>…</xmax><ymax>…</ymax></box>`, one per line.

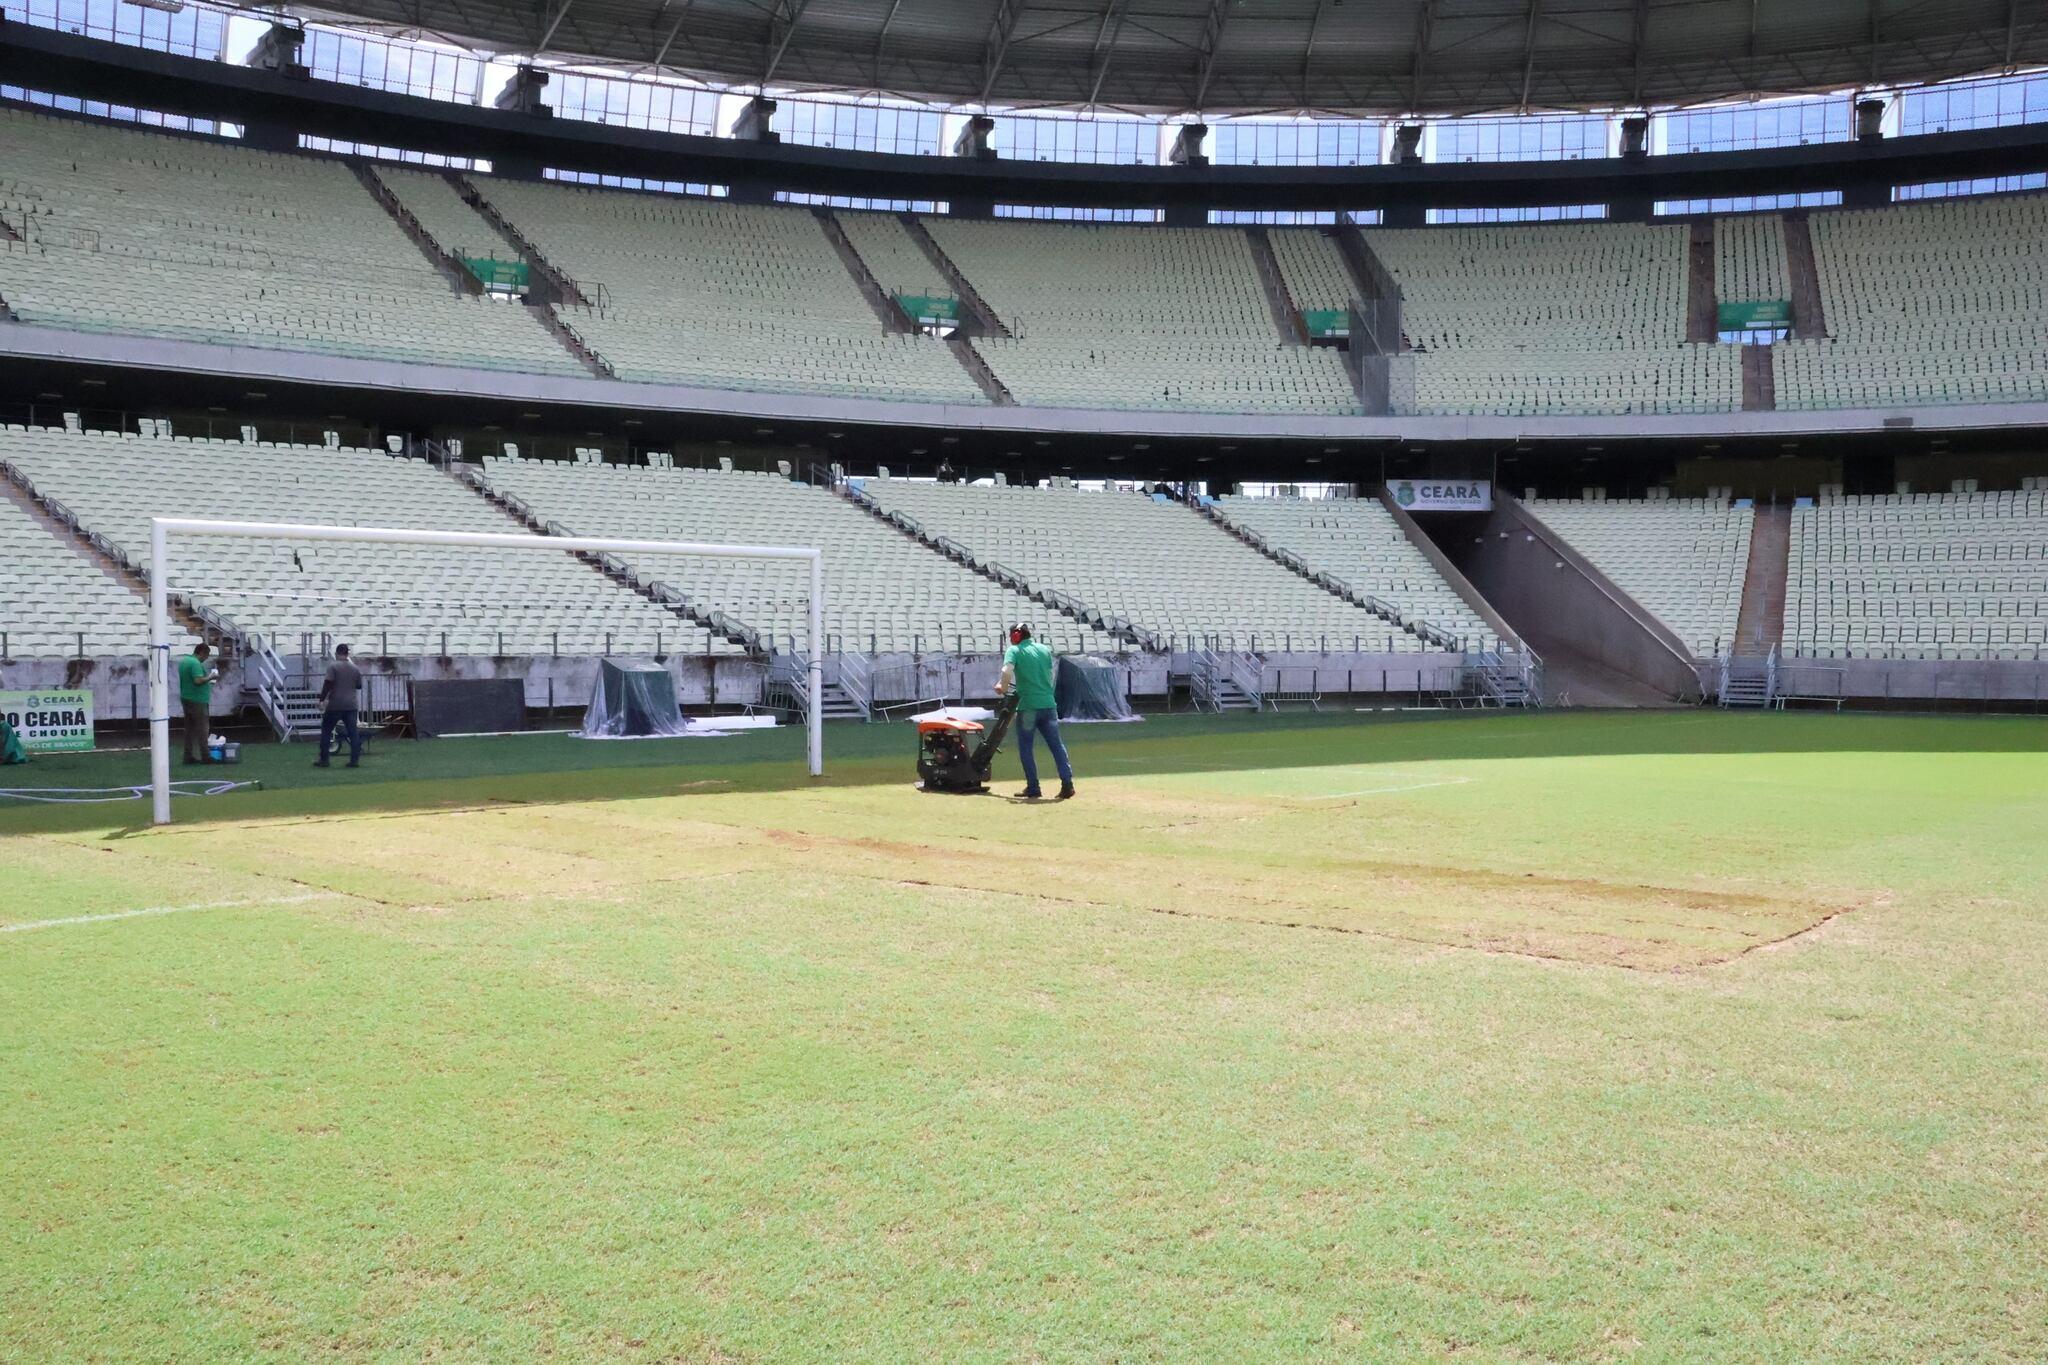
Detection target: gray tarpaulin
<box><xmin>580</xmin><ymin>661</ymin><xmax>690</xmax><ymax>739</ymax></box>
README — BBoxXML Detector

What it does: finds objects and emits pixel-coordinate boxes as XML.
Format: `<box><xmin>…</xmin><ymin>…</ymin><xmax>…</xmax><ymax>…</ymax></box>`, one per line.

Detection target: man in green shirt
<box><xmin>999</xmin><ymin>624</ymin><xmax>1074</xmax><ymax>801</ymax></box>
<box><xmin>177</xmin><ymin>643</ymin><xmax>218</xmax><ymax>765</ymax></box>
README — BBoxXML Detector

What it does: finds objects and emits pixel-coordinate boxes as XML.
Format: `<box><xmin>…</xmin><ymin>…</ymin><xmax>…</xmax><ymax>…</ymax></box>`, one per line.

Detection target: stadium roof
<box><xmin>293</xmin><ymin>0</ymin><xmax>2048</xmax><ymax>118</ymax></box>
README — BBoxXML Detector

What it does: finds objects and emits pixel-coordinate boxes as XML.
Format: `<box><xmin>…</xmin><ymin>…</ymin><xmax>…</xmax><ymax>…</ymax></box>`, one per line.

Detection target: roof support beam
<box><xmin>1747</xmin><ymin>0</ymin><xmax>1761</xmax><ymax>59</ymax></box>
<box><xmin>978</xmin><ymin>0</ymin><xmax>1026</xmax><ymax>104</ymax></box>
<box><xmin>1518</xmin><ymin>0</ymin><xmax>1543</xmax><ymax>111</ymax></box>
<box><xmin>872</xmin><ymin>0</ymin><xmax>905</xmax><ymax>84</ymax></box>
<box><xmin>759</xmin><ymin>0</ymin><xmax>813</xmax><ymax>87</ymax></box>
<box><xmin>1409</xmin><ymin>0</ymin><xmax>1437</xmax><ymax>111</ymax></box>
<box><xmin>534</xmin><ymin>0</ymin><xmax>576</xmax><ymax>53</ymax></box>
<box><xmin>1192</xmin><ymin>0</ymin><xmax>1232</xmax><ymax>110</ymax></box>
<box><xmin>1869</xmin><ymin>0</ymin><xmax>1881</xmax><ymax>83</ymax></box>
<box><xmin>1085</xmin><ymin>0</ymin><xmax>1130</xmax><ymax>109</ymax></box>
<box><xmin>1629</xmin><ymin>0</ymin><xmax>1649</xmax><ymax>104</ymax></box>
<box><xmin>1301</xmin><ymin>0</ymin><xmax>1329</xmax><ymax>100</ymax></box>
<box><xmin>650</xmin><ymin>0</ymin><xmax>696</xmax><ymax>69</ymax></box>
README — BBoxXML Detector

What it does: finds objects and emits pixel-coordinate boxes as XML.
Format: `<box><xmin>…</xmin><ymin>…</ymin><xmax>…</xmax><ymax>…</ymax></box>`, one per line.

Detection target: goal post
<box><xmin>148</xmin><ymin>516</ymin><xmax>824</xmax><ymax>826</ymax></box>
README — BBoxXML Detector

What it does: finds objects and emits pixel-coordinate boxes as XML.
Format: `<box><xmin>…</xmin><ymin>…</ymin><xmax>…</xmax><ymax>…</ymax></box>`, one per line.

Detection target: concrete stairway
<box><xmin>453</xmin><ymin>174</ymin><xmax>593</xmax><ymax>307</ymax></box>
<box><xmin>1740</xmin><ymin>345</ymin><xmax>1777</xmax><ymax>410</ymax></box>
<box><xmin>816</xmin><ymin>208</ymin><xmax>917</xmax><ymax>334</ymax></box>
<box><xmin>1686</xmin><ymin>219</ymin><xmax>1717</xmax><ymax>342</ymax></box>
<box><xmin>353</xmin><ymin>163</ymin><xmax>476</xmax><ymax>297</ymax></box>
<box><xmin>1783</xmin><ymin>213</ymin><xmax>1827</xmax><ymax>340</ymax></box>
<box><xmin>0</xmin><ymin>467</ymin><xmax>212</xmax><ymax>650</ymax></box>
<box><xmin>947</xmin><ymin>337</ymin><xmax>1015</xmax><ymax>404</ymax></box>
<box><xmin>900</xmin><ymin>215</ymin><xmax>1010</xmax><ymax>337</ymax></box>
<box><xmin>1244</xmin><ymin>227</ymin><xmax>1309</xmax><ymax>344</ymax></box>
<box><xmin>1732</xmin><ymin>504</ymin><xmax>1790</xmax><ymax>654</ymax></box>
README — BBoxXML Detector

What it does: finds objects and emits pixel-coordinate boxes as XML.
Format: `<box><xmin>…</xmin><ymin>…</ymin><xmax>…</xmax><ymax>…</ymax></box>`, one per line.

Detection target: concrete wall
<box><xmin>4</xmin><ymin>647</ymin><xmax>1473</xmax><ymax>732</ymax></box>
<box><xmin>1448</xmin><ymin>500</ymin><xmax>1704</xmax><ymax>703</ymax></box>
<box><xmin>1780</xmin><ymin>656</ymin><xmax>2048</xmax><ymax>704</ymax></box>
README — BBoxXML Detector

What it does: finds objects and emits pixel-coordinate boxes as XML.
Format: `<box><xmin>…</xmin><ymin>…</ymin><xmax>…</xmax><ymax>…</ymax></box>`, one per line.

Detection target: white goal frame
<box><xmin>148</xmin><ymin>516</ymin><xmax>823</xmax><ymax>826</ymax></box>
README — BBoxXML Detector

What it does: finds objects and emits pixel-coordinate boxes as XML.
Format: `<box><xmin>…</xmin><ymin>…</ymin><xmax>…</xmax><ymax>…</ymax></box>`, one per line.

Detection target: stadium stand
<box><xmin>469</xmin><ymin>178</ymin><xmax>986</xmax><ymax>403</ymax></box>
<box><xmin>1267</xmin><ymin>229</ymin><xmax>1358</xmax><ymax>314</ymax></box>
<box><xmin>379</xmin><ymin>167</ymin><xmax>524</xmax><ymax>267</ymax></box>
<box><xmin>1787</xmin><ymin>490</ymin><xmax>2048</xmax><ymax>659</ymax></box>
<box><xmin>0</xmin><ymin>424</ymin><xmax>711</xmax><ymax>657</ymax></box>
<box><xmin>922</xmin><ymin>220</ymin><xmax>1359</xmax><ymax>414</ymax></box>
<box><xmin>1366</xmin><ymin>222</ymin><xmax>1742</xmax><ymax>416</ymax></box>
<box><xmin>835</xmin><ymin>210</ymin><xmax>951</xmax><ymax>304</ymax></box>
<box><xmin>1714</xmin><ymin>214</ymin><xmax>1792</xmax><ymax>308</ymax></box>
<box><xmin>1777</xmin><ymin>195</ymin><xmax>2048</xmax><ymax>409</ymax></box>
<box><xmin>1522</xmin><ymin>497</ymin><xmax>1753</xmax><ymax>656</ymax></box>
<box><xmin>0</xmin><ymin>108</ymin><xmax>582</xmax><ymax>376</ymax></box>
<box><xmin>1208</xmin><ymin>495</ymin><xmax>1490</xmax><ymax>642</ymax></box>
<box><xmin>859</xmin><ymin>480</ymin><xmax>1460</xmax><ymax>649</ymax></box>
<box><xmin>0</xmin><ymin>482</ymin><xmax>189</xmax><ymax>657</ymax></box>
<box><xmin>472</xmin><ymin>458</ymin><xmax>1119</xmax><ymax>654</ymax></box>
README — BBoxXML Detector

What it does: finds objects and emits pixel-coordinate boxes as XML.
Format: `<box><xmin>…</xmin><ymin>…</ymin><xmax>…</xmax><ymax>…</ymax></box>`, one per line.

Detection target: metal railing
<box><xmin>836</xmin><ymin>650</ymin><xmax>873</xmax><ymax>719</ymax></box>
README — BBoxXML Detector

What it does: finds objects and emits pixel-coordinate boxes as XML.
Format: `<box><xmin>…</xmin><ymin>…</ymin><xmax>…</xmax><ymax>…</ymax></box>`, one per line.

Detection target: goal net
<box><xmin>146</xmin><ymin>517</ymin><xmax>823</xmax><ymax>825</ymax></box>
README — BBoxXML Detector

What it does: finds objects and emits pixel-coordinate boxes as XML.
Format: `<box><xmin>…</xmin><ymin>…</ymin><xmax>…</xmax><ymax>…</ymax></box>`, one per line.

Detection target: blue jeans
<box><xmin>319</xmin><ymin>708</ymin><xmax>362</xmax><ymax>765</ymax></box>
<box><xmin>1017</xmin><ymin>707</ymin><xmax>1072</xmax><ymax>791</ymax></box>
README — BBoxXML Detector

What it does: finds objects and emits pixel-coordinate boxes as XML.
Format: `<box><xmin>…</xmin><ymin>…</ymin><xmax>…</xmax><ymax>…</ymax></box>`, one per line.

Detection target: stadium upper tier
<box><xmin>0</xmin><ymin>425</ymin><xmax>715</xmax><ymax>658</ymax></box>
<box><xmin>923</xmin><ymin>219</ymin><xmax>1358</xmax><ymax>415</ymax></box>
<box><xmin>1788</xmin><ymin>491</ymin><xmax>2048</xmax><ymax>661</ymax></box>
<box><xmin>3</xmin><ymin>105</ymin><xmax>2048</xmax><ymax>425</ymax></box>
<box><xmin>857</xmin><ymin>479</ymin><xmax>1477</xmax><ymax>651</ymax></box>
<box><xmin>0</xmin><ymin>108</ymin><xmax>579</xmax><ymax>376</ymax></box>
<box><xmin>471</xmin><ymin>457</ymin><xmax>1120</xmax><ymax>655</ymax></box>
<box><xmin>468</xmin><ymin>177</ymin><xmax>984</xmax><ymax>404</ymax></box>
<box><xmin>1775</xmin><ymin>195</ymin><xmax>2048</xmax><ymax>410</ymax></box>
<box><xmin>1369</xmin><ymin>221</ymin><xmax>1740</xmax><ymax>417</ymax></box>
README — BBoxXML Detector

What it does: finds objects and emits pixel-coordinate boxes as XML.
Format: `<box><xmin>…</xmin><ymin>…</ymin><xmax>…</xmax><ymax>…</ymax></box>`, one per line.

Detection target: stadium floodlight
<box><xmin>147</xmin><ymin>517</ymin><xmax>824</xmax><ymax>825</ymax></box>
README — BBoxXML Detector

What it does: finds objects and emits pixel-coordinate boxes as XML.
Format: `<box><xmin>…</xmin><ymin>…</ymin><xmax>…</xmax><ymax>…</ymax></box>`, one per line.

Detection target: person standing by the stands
<box><xmin>178</xmin><ymin>643</ymin><xmax>218</xmax><ymax>765</ymax></box>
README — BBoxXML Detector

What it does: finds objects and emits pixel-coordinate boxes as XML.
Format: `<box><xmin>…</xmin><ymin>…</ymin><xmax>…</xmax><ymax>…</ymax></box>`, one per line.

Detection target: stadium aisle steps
<box><xmin>0</xmin><ymin>425</ymin><xmax>713</xmax><ymax>658</ymax></box>
<box><xmin>0</xmin><ymin>472</ymin><xmax>199</xmax><ymax>656</ymax></box>
<box><xmin>860</xmin><ymin>480</ymin><xmax>1447</xmax><ymax>651</ymax></box>
<box><xmin>1244</xmin><ymin>227</ymin><xmax>1311</xmax><ymax>344</ymax></box>
<box><xmin>1732</xmin><ymin>505</ymin><xmax>1790</xmax><ymax>654</ymax></box>
<box><xmin>472</xmin><ymin>459</ymin><xmax>1120</xmax><ymax>656</ymax></box>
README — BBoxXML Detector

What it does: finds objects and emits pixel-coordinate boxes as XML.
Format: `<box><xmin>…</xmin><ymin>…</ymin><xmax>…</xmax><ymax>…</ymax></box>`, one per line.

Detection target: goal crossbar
<box><xmin>148</xmin><ymin>516</ymin><xmax>823</xmax><ymax>826</ymax></box>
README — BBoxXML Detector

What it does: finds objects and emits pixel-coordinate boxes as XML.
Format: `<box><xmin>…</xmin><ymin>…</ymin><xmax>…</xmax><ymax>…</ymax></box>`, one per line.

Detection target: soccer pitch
<box><xmin>5</xmin><ymin>711</ymin><xmax>2045</xmax><ymax>1360</ymax></box>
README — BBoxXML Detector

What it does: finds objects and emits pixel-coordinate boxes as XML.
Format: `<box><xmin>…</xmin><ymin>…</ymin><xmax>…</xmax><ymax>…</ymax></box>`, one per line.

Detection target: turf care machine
<box><xmin>915</xmin><ymin>695</ymin><xmax>1019</xmax><ymax>793</ymax></box>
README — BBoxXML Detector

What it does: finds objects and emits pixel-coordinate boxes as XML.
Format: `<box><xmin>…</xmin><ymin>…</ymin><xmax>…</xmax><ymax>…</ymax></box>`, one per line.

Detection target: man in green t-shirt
<box><xmin>999</xmin><ymin>624</ymin><xmax>1074</xmax><ymax>801</ymax></box>
<box><xmin>177</xmin><ymin>643</ymin><xmax>218</xmax><ymax>764</ymax></box>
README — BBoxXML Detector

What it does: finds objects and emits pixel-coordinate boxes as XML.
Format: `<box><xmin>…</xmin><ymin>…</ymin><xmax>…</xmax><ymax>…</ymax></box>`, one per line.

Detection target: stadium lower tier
<box><xmin>3</xmin><ymin>105</ymin><xmax>2046</xmax><ymax>420</ymax></box>
<box><xmin>4</xmin><ymin>422</ymin><xmax>2047</xmax><ymax>670</ymax></box>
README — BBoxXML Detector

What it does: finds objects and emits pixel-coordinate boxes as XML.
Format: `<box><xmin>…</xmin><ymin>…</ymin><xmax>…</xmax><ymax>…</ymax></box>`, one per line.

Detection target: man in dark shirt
<box><xmin>314</xmin><ymin>644</ymin><xmax>365</xmax><ymax>769</ymax></box>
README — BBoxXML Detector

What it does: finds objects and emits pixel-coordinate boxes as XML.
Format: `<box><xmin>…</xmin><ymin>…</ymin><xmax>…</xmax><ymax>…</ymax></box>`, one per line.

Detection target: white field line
<box><xmin>1309</xmin><ymin>775</ymin><xmax>1476</xmax><ymax>800</ymax></box>
<box><xmin>2</xmin><ymin>890</ymin><xmax>342</xmax><ymax>935</ymax></box>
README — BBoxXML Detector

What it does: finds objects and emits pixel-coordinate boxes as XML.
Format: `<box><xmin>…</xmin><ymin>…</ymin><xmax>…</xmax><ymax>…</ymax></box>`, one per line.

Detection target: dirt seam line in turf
<box><xmin>859</xmin><ymin>871</ymin><xmax>1689</xmax><ymax>974</ymax></box>
<box><xmin>1720</xmin><ymin>899</ymin><xmax>1869</xmax><ymax>962</ymax></box>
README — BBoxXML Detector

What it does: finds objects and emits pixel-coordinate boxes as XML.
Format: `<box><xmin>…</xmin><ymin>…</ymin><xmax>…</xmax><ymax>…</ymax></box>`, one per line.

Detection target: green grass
<box><xmin>5</xmin><ymin>710</ymin><xmax>2047</xmax><ymax>1360</ymax></box>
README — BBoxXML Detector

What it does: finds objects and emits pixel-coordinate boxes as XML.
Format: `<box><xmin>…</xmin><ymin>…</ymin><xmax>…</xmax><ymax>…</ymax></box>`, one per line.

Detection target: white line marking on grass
<box><xmin>2</xmin><ymin>891</ymin><xmax>342</xmax><ymax>935</ymax></box>
<box><xmin>1310</xmin><ymin>776</ymin><xmax>1476</xmax><ymax>800</ymax></box>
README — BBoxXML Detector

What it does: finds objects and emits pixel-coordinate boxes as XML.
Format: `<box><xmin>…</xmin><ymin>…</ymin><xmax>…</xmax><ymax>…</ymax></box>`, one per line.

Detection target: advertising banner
<box><xmin>0</xmin><ymin>688</ymin><xmax>95</xmax><ymax>752</ymax></box>
<box><xmin>1387</xmin><ymin>479</ymin><xmax>1493</xmax><ymax>513</ymax></box>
